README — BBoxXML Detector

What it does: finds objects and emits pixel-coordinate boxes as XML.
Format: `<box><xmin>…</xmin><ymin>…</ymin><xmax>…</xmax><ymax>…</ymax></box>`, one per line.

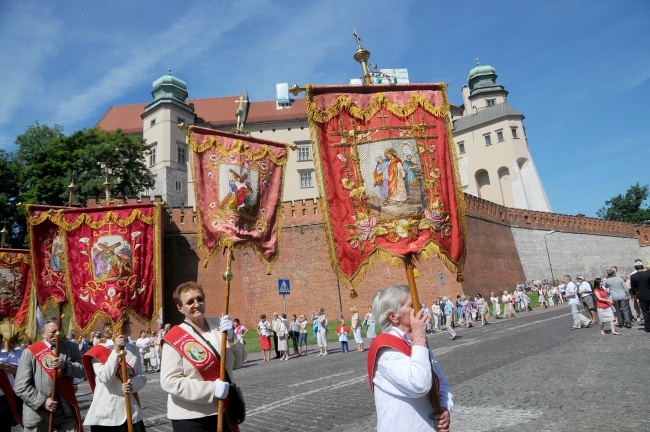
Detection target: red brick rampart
<box><xmin>85</xmin><ymin>194</ymin><xmax>647</xmax><ymax>329</ymax></box>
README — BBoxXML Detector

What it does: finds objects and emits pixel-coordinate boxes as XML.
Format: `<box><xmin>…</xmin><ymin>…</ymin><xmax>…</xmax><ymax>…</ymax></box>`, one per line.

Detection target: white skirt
<box><xmin>353</xmin><ymin>328</ymin><xmax>363</xmax><ymax>344</ymax></box>
<box><xmin>597</xmin><ymin>307</ymin><xmax>615</xmax><ymax>323</ymax></box>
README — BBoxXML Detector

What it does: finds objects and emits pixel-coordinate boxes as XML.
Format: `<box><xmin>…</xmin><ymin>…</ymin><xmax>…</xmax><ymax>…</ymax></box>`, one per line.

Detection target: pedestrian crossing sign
<box><xmin>278</xmin><ymin>279</ymin><xmax>291</xmax><ymax>295</ymax></box>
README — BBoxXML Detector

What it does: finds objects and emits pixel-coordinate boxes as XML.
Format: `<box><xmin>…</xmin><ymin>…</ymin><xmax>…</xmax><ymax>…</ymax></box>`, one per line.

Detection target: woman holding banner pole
<box><xmin>160</xmin><ymin>282</ymin><xmax>246</xmax><ymax>432</ymax></box>
<box><xmin>83</xmin><ymin>318</ymin><xmax>147</xmax><ymax>432</ymax></box>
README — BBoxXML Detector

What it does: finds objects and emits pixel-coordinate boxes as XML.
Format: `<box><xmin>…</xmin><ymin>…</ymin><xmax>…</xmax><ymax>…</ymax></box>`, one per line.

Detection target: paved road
<box><xmin>69</xmin><ymin>304</ymin><xmax>649</xmax><ymax>431</ymax></box>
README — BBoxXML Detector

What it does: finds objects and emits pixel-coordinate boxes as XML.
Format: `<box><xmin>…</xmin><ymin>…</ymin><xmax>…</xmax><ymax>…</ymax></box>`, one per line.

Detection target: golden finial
<box><xmin>352</xmin><ymin>28</ymin><xmax>372</xmax><ymax>84</ymax></box>
<box><xmin>0</xmin><ymin>221</ymin><xmax>8</xmax><ymax>248</ymax></box>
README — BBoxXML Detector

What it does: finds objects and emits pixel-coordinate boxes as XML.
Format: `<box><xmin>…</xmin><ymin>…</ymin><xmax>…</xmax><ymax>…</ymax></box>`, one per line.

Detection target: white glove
<box><xmin>214</xmin><ymin>379</ymin><xmax>230</xmax><ymax>399</ymax></box>
<box><xmin>219</xmin><ymin>315</ymin><xmax>235</xmax><ymax>340</ymax></box>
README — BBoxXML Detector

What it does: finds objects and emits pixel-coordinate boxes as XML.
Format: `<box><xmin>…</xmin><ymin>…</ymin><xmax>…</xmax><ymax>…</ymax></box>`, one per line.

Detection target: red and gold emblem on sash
<box><xmin>183</xmin><ymin>342</ymin><xmax>208</xmax><ymax>363</ymax></box>
<box><xmin>41</xmin><ymin>353</ymin><xmax>56</xmax><ymax>370</ymax></box>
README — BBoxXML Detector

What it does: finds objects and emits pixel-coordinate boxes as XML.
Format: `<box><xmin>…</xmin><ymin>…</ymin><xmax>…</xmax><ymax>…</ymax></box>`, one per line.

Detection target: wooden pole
<box><xmin>405</xmin><ymin>256</ymin><xmax>443</xmax><ymax>415</ymax></box>
<box><xmin>217</xmin><ymin>247</ymin><xmax>234</xmax><ymax>432</ymax></box>
<box><xmin>48</xmin><ymin>303</ymin><xmax>64</xmax><ymax>432</ymax></box>
<box><xmin>118</xmin><ymin>318</ymin><xmax>134</xmax><ymax>432</ymax></box>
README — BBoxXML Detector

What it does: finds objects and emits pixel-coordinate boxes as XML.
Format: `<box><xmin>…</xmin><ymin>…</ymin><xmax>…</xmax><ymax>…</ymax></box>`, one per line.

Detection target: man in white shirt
<box><xmin>564</xmin><ymin>275</ymin><xmax>592</xmax><ymax>329</ymax></box>
<box><xmin>369</xmin><ymin>285</ymin><xmax>453</xmax><ymax>432</ymax></box>
<box><xmin>576</xmin><ymin>275</ymin><xmax>597</xmax><ymax>324</ymax></box>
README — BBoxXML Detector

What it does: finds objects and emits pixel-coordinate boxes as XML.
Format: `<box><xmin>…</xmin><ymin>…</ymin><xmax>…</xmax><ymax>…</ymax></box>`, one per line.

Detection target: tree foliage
<box><xmin>597</xmin><ymin>182</ymin><xmax>650</xmax><ymax>223</ymax></box>
<box><xmin>1</xmin><ymin>122</ymin><xmax>156</xmax><ymax>247</ymax></box>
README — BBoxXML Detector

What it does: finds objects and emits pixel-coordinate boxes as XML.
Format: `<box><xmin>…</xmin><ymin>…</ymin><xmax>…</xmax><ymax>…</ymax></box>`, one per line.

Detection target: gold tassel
<box><xmin>413</xmin><ymin>268</ymin><xmax>421</xmax><ymax>278</ymax></box>
<box><xmin>266</xmin><ymin>266</ymin><xmax>272</xmax><ymax>275</ymax></box>
<box><xmin>203</xmin><ymin>260</ymin><xmax>209</xmax><ymax>269</ymax></box>
<box><xmin>456</xmin><ymin>272</ymin><xmax>464</xmax><ymax>282</ymax></box>
<box><xmin>349</xmin><ymin>288</ymin><xmax>358</xmax><ymax>299</ymax></box>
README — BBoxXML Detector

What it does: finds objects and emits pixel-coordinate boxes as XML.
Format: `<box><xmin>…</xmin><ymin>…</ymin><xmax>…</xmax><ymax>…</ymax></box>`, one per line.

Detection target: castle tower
<box><xmin>141</xmin><ymin>70</ymin><xmax>196</xmax><ymax>207</ymax></box>
<box><xmin>453</xmin><ymin>60</ymin><xmax>552</xmax><ymax>212</ymax></box>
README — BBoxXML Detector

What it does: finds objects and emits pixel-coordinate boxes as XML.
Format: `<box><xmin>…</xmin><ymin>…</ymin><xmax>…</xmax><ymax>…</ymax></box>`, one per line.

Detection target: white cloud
<box><xmin>47</xmin><ymin>1</ymin><xmax>268</xmax><ymax>127</ymax></box>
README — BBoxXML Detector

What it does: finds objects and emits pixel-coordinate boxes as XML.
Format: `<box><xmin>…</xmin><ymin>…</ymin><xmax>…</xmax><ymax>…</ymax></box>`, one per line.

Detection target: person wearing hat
<box><xmin>576</xmin><ymin>275</ymin><xmax>597</xmax><ymax>324</ymax></box>
<box><xmin>629</xmin><ymin>259</ymin><xmax>645</xmax><ymax>322</ymax></box>
<box><xmin>630</xmin><ymin>261</ymin><xmax>650</xmax><ymax>332</ymax></box>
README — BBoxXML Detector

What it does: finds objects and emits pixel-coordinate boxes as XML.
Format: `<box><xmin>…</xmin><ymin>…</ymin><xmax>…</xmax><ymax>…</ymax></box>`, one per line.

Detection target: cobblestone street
<box><xmin>70</xmin><ymin>305</ymin><xmax>649</xmax><ymax>431</ymax></box>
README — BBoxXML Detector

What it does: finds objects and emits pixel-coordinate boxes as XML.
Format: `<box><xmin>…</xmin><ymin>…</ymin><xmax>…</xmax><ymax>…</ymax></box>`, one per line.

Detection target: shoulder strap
<box><xmin>366</xmin><ymin>333</ymin><xmax>412</xmax><ymax>393</ymax></box>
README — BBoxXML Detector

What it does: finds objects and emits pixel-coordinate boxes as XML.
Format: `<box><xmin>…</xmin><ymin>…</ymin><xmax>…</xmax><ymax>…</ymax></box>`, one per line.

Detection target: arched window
<box><xmin>475</xmin><ymin>169</ymin><xmax>491</xmax><ymax>200</ymax></box>
<box><xmin>498</xmin><ymin>167</ymin><xmax>514</xmax><ymax>207</ymax></box>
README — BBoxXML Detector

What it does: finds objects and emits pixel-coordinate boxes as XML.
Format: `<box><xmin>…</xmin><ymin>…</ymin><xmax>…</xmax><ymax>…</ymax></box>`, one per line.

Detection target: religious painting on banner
<box><xmin>0</xmin><ymin>249</ymin><xmax>35</xmax><ymax>337</ymax></box>
<box><xmin>27</xmin><ymin>203</ymin><xmax>163</xmax><ymax>332</ymax></box>
<box><xmin>188</xmin><ymin>126</ymin><xmax>288</xmax><ymax>267</ymax></box>
<box><xmin>306</xmin><ymin>84</ymin><xmax>466</xmax><ymax>295</ymax></box>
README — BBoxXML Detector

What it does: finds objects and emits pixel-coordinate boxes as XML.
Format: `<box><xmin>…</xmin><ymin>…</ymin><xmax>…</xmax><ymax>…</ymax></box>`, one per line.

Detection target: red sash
<box><xmin>163</xmin><ymin>325</ymin><xmax>239</xmax><ymax>432</ymax></box>
<box><xmin>82</xmin><ymin>345</ymin><xmax>141</xmax><ymax>405</ymax></box>
<box><xmin>0</xmin><ymin>369</ymin><xmax>22</xmax><ymax>426</ymax></box>
<box><xmin>27</xmin><ymin>341</ymin><xmax>81</xmax><ymax>431</ymax></box>
<box><xmin>367</xmin><ymin>333</ymin><xmax>440</xmax><ymax>395</ymax></box>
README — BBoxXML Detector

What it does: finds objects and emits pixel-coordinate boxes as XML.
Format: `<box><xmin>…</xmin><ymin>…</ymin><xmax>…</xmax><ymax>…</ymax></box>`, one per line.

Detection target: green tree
<box><xmin>597</xmin><ymin>182</ymin><xmax>650</xmax><ymax>222</ymax></box>
<box><xmin>0</xmin><ymin>150</ymin><xmax>22</xmax><ymax>247</ymax></box>
<box><xmin>7</xmin><ymin>123</ymin><xmax>156</xmax><ymax>245</ymax></box>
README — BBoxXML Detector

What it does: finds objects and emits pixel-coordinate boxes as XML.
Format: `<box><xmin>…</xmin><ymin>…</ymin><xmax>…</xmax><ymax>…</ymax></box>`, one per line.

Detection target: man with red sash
<box><xmin>367</xmin><ymin>285</ymin><xmax>453</xmax><ymax>432</ymax></box>
<box><xmin>15</xmin><ymin>319</ymin><xmax>85</xmax><ymax>432</ymax></box>
<box><xmin>0</xmin><ymin>333</ymin><xmax>24</xmax><ymax>432</ymax></box>
<box><xmin>160</xmin><ymin>282</ymin><xmax>246</xmax><ymax>432</ymax></box>
<box><xmin>83</xmin><ymin>319</ymin><xmax>147</xmax><ymax>432</ymax></box>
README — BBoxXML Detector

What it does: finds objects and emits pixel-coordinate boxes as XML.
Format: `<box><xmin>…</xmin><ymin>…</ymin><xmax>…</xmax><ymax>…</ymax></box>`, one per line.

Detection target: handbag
<box><xmin>277</xmin><ymin>330</ymin><xmax>285</xmax><ymax>337</ymax></box>
<box><xmin>228</xmin><ymin>383</ymin><xmax>246</xmax><ymax>424</ymax></box>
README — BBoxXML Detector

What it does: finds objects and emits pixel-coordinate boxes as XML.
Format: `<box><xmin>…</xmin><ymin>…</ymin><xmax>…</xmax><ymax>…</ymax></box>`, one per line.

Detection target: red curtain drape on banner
<box><xmin>27</xmin><ymin>203</ymin><xmax>163</xmax><ymax>332</ymax></box>
<box><xmin>188</xmin><ymin>126</ymin><xmax>288</xmax><ymax>267</ymax></box>
<box><xmin>306</xmin><ymin>84</ymin><xmax>467</xmax><ymax>295</ymax></box>
<box><xmin>0</xmin><ymin>249</ymin><xmax>35</xmax><ymax>336</ymax></box>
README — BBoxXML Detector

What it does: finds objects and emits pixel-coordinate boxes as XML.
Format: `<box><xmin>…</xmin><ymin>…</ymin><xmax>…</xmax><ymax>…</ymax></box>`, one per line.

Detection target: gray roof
<box><xmin>453</xmin><ymin>101</ymin><xmax>523</xmax><ymax>133</ymax></box>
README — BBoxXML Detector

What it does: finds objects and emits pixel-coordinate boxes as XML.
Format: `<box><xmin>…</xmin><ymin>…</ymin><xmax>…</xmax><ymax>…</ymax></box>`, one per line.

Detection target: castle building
<box><xmin>97</xmin><ymin>63</ymin><xmax>551</xmax><ymax>212</ymax></box>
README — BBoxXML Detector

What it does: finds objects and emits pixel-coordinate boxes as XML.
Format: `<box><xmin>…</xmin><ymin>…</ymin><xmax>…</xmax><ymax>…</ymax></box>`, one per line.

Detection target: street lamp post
<box><xmin>543</xmin><ymin>230</ymin><xmax>556</xmax><ymax>284</ymax></box>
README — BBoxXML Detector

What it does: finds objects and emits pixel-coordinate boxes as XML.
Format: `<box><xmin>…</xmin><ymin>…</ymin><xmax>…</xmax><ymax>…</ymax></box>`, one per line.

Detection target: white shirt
<box><xmin>0</xmin><ymin>348</ymin><xmax>22</xmax><ymax>396</ymax></box>
<box><xmin>373</xmin><ymin>326</ymin><xmax>453</xmax><ymax>432</ymax></box>
<box><xmin>258</xmin><ymin>320</ymin><xmax>271</xmax><ymax>336</ymax></box>
<box><xmin>577</xmin><ymin>281</ymin><xmax>592</xmax><ymax>297</ymax></box>
<box><xmin>565</xmin><ymin>282</ymin><xmax>580</xmax><ymax>305</ymax></box>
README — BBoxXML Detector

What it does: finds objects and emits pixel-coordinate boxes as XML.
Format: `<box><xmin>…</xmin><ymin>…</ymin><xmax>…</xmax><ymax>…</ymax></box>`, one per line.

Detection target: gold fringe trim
<box><xmin>26</xmin><ymin>205</ymin><xmax>159</xmax><ymax>230</ymax></box>
<box><xmin>306</xmin><ymin>88</ymin><xmax>450</xmax><ymax>124</ymax></box>
<box><xmin>0</xmin><ymin>252</ymin><xmax>29</xmax><ymax>265</ymax></box>
<box><xmin>306</xmin><ymin>85</ymin><xmax>467</xmax><ymax>296</ymax></box>
<box><xmin>188</xmin><ymin>126</ymin><xmax>289</xmax><ymax>166</ymax></box>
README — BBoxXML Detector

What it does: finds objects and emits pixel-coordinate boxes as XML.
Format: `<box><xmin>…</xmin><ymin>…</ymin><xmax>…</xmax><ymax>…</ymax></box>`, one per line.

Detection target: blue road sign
<box><xmin>278</xmin><ymin>279</ymin><xmax>291</xmax><ymax>295</ymax></box>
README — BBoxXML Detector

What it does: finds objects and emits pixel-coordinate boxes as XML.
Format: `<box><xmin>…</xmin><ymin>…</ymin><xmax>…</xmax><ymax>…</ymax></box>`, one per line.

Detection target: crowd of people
<box><xmin>0</xmin><ymin>260</ymin><xmax>647</xmax><ymax>432</ymax></box>
<box><xmin>254</xmin><ymin>305</ymin><xmax>379</xmax><ymax>361</ymax></box>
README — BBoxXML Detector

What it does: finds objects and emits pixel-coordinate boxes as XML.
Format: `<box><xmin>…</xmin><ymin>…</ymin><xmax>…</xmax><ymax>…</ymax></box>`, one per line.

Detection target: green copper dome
<box><xmin>467</xmin><ymin>60</ymin><xmax>504</xmax><ymax>96</ymax></box>
<box><xmin>152</xmin><ymin>69</ymin><xmax>188</xmax><ymax>102</ymax></box>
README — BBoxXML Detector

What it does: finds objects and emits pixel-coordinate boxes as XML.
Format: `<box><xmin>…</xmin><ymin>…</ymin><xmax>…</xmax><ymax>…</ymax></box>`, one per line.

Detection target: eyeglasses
<box><xmin>184</xmin><ymin>296</ymin><xmax>205</xmax><ymax>306</ymax></box>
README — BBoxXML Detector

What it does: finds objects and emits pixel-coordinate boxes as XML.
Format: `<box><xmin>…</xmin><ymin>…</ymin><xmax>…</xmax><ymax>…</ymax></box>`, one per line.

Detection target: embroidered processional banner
<box><xmin>188</xmin><ymin>126</ymin><xmax>288</xmax><ymax>267</ymax></box>
<box><xmin>306</xmin><ymin>84</ymin><xmax>466</xmax><ymax>295</ymax></box>
<box><xmin>27</xmin><ymin>203</ymin><xmax>163</xmax><ymax>331</ymax></box>
<box><xmin>0</xmin><ymin>248</ymin><xmax>35</xmax><ymax>336</ymax></box>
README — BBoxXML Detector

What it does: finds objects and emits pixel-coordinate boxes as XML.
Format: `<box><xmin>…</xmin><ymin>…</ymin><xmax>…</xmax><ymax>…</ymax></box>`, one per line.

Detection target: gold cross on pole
<box><xmin>234</xmin><ymin>93</ymin><xmax>248</xmax><ymax>133</ymax></box>
<box><xmin>353</xmin><ymin>28</ymin><xmax>362</xmax><ymax>49</ymax></box>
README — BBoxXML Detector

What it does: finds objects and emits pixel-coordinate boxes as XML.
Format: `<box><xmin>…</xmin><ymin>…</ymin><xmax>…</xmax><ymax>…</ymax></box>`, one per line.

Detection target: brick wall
<box><xmin>85</xmin><ymin>194</ymin><xmax>649</xmax><ymax>329</ymax></box>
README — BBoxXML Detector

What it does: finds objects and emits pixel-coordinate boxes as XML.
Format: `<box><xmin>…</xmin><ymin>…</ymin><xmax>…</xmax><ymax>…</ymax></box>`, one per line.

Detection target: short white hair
<box><xmin>372</xmin><ymin>285</ymin><xmax>410</xmax><ymax>332</ymax></box>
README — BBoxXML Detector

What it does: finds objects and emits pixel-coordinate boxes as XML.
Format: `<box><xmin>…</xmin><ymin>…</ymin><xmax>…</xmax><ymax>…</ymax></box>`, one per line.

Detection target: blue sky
<box><xmin>1</xmin><ymin>1</ymin><xmax>649</xmax><ymax>217</ymax></box>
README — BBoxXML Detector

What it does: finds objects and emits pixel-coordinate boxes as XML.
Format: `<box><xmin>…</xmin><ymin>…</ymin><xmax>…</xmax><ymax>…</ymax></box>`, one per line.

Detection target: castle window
<box><xmin>496</xmin><ymin>130</ymin><xmax>504</xmax><ymax>142</ymax></box>
<box><xmin>486</xmin><ymin>99</ymin><xmax>495</xmax><ymax>107</ymax></box>
<box><xmin>175</xmin><ymin>181</ymin><xmax>182</xmax><ymax>192</ymax></box>
<box><xmin>511</xmin><ymin>127</ymin><xmax>519</xmax><ymax>139</ymax></box>
<box><xmin>484</xmin><ymin>133</ymin><xmax>492</xmax><ymax>146</ymax></box>
<box><xmin>149</xmin><ymin>147</ymin><xmax>156</xmax><ymax>167</ymax></box>
<box><xmin>458</xmin><ymin>142</ymin><xmax>465</xmax><ymax>154</ymax></box>
<box><xmin>297</xmin><ymin>142</ymin><xmax>312</xmax><ymax>161</ymax></box>
<box><xmin>177</xmin><ymin>117</ymin><xmax>184</xmax><ymax>124</ymax></box>
<box><xmin>150</xmin><ymin>119</ymin><xmax>156</xmax><ymax>127</ymax></box>
<box><xmin>299</xmin><ymin>170</ymin><xmax>314</xmax><ymax>188</ymax></box>
<box><xmin>178</xmin><ymin>146</ymin><xmax>186</xmax><ymax>164</ymax></box>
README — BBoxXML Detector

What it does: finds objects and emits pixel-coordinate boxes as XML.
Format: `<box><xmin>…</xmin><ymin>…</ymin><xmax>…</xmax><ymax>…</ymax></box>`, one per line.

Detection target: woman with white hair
<box><xmin>367</xmin><ymin>285</ymin><xmax>453</xmax><ymax>432</ymax></box>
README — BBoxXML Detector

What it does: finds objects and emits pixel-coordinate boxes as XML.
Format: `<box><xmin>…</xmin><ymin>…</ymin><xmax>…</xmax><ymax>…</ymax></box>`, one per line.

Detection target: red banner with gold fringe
<box><xmin>0</xmin><ymin>248</ymin><xmax>35</xmax><ymax>335</ymax></box>
<box><xmin>27</xmin><ymin>203</ymin><xmax>163</xmax><ymax>332</ymax></box>
<box><xmin>188</xmin><ymin>126</ymin><xmax>288</xmax><ymax>268</ymax></box>
<box><xmin>306</xmin><ymin>84</ymin><xmax>466</xmax><ymax>295</ymax></box>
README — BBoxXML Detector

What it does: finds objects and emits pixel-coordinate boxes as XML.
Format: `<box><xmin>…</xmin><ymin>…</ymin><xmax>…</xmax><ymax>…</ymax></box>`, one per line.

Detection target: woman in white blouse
<box><xmin>370</xmin><ymin>285</ymin><xmax>453</xmax><ymax>432</ymax></box>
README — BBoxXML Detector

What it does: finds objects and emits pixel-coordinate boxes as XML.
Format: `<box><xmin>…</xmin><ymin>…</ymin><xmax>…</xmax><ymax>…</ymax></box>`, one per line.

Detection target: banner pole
<box><xmin>48</xmin><ymin>303</ymin><xmax>64</xmax><ymax>432</ymax></box>
<box><xmin>118</xmin><ymin>317</ymin><xmax>134</xmax><ymax>432</ymax></box>
<box><xmin>217</xmin><ymin>246</ymin><xmax>234</xmax><ymax>432</ymax></box>
<box><xmin>405</xmin><ymin>256</ymin><xmax>443</xmax><ymax>415</ymax></box>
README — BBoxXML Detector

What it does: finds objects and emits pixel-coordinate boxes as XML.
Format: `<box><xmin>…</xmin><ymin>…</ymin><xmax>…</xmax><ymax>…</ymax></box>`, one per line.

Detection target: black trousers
<box><xmin>272</xmin><ymin>332</ymin><xmax>280</xmax><ymax>357</ymax></box>
<box><xmin>91</xmin><ymin>420</ymin><xmax>146</xmax><ymax>432</ymax></box>
<box><xmin>289</xmin><ymin>331</ymin><xmax>299</xmax><ymax>353</ymax></box>
<box><xmin>172</xmin><ymin>415</ymin><xmax>232</xmax><ymax>432</ymax></box>
<box><xmin>639</xmin><ymin>299</ymin><xmax>650</xmax><ymax>331</ymax></box>
<box><xmin>0</xmin><ymin>395</ymin><xmax>18</xmax><ymax>432</ymax></box>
